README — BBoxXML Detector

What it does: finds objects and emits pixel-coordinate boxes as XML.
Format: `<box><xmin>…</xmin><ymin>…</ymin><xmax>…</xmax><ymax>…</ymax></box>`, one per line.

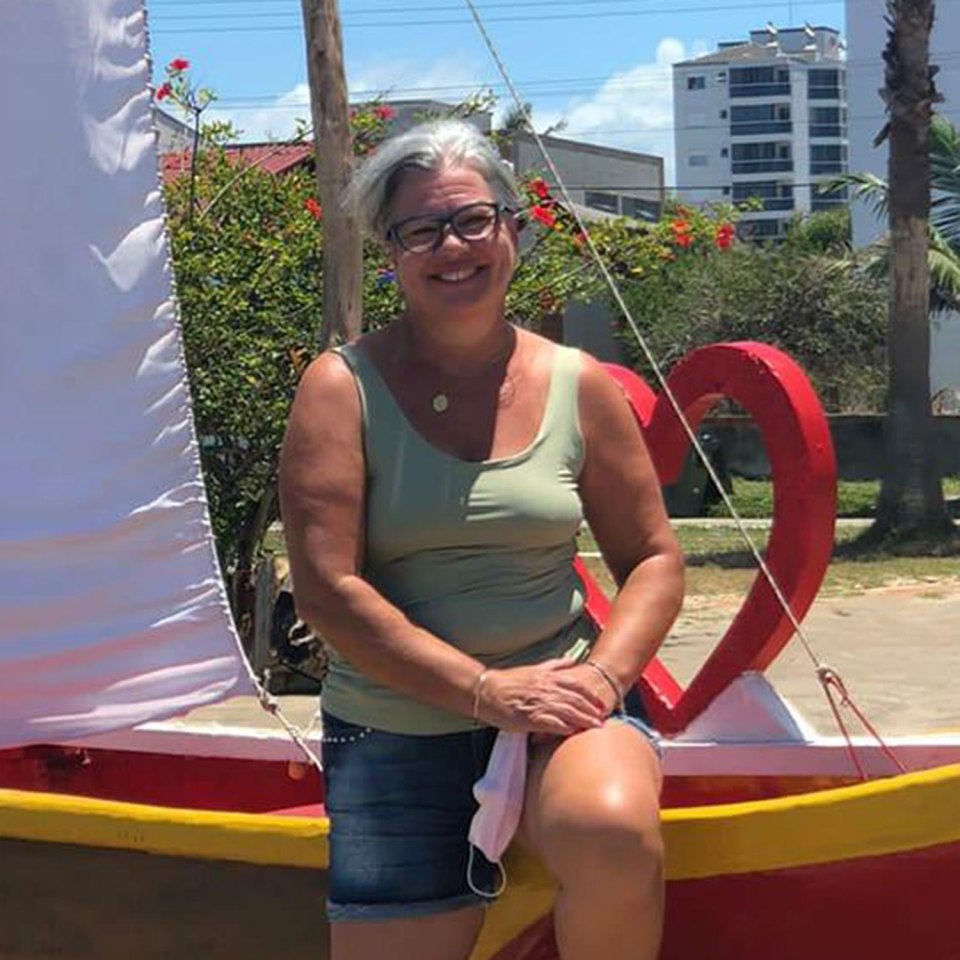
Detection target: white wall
<box><xmin>846</xmin><ymin>0</ymin><xmax>960</xmax><ymax>399</ymax></box>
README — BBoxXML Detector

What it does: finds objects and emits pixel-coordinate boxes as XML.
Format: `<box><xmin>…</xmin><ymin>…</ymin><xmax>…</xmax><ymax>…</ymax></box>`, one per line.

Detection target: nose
<box><xmin>434</xmin><ymin>220</ymin><xmax>469</xmax><ymax>252</ymax></box>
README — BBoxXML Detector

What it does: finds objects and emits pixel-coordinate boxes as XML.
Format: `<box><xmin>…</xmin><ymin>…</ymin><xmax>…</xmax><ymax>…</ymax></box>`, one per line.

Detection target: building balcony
<box><xmin>731</xmin><ymin>121</ymin><xmax>793</xmax><ymax>136</ymax></box>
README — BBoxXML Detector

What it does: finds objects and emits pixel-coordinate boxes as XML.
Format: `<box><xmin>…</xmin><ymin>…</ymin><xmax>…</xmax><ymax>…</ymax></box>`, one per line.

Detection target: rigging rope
<box><xmin>462</xmin><ymin>0</ymin><xmax>905</xmax><ymax>779</ymax></box>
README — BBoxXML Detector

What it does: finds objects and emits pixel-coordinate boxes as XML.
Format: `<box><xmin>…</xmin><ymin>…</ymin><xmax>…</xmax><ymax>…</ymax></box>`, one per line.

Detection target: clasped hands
<box><xmin>473</xmin><ymin>658</ymin><xmax>621</xmax><ymax>736</ymax></box>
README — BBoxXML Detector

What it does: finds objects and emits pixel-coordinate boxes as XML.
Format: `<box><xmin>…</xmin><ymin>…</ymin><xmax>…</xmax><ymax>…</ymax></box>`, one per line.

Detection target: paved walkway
<box><xmin>181</xmin><ymin>582</ymin><xmax>960</xmax><ymax>738</ymax></box>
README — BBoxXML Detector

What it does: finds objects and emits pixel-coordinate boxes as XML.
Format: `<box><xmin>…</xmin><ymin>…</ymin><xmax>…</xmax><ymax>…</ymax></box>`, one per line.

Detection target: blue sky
<box><xmin>148</xmin><ymin>0</ymin><xmax>846</xmax><ymax>184</ymax></box>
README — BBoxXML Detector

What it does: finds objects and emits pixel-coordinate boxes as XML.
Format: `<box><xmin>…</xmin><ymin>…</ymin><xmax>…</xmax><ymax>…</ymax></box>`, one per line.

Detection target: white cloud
<box><xmin>537</xmin><ymin>37</ymin><xmax>709</xmax><ymax>186</ymax></box>
<box><xmin>348</xmin><ymin>55</ymin><xmax>488</xmax><ymax>102</ymax></box>
<box><xmin>204</xmin><ymin>56</ymin><xmax>490</xmax><ymax>143</ymax></box>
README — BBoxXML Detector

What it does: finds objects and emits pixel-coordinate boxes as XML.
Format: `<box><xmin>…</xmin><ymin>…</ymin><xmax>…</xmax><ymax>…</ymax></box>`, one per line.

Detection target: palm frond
<box><xmin>823</xmin><ymin>172</ymin><xmax>889</xmax><ymax>219</ymax></box>
<box><xmin>928</xmin><ymin>226</ymin><xmax>960</xmax><ymax>313</ymax></box>
<box><xmin>930</xmin><ymin>115</ymin><xmax>960</xmax><ymax>250</ymax></box>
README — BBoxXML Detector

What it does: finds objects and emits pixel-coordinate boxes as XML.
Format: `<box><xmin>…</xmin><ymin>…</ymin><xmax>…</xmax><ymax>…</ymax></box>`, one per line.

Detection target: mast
<box><xmin>300</xmin><ymin>0</ymin><xmax>363</xmax><ymax>347</ymax></box>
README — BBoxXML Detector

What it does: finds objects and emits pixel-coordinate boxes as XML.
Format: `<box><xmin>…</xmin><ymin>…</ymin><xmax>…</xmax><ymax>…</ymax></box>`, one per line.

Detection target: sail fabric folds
<box><xmin>0</xmin><ymin>0</ymin><xmax>256</xmax><ymax>748</ymax></box>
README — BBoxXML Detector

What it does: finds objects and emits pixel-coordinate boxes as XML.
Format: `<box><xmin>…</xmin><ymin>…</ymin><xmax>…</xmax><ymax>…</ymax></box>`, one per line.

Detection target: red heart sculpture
<box><xmin>577</xmin><ymin>342</ymin><xmax>837</xmax><ymax>735</ymax></box>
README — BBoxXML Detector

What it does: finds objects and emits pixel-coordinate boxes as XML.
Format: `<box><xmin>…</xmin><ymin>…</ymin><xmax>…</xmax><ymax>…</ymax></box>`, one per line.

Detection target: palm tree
<box><xmin>829</xmin><ymin>113</ymin><xmax>960</xmax><ymax>313</ymax></box>
<box><xmin>870</xmin><ymin>0</ymin><xmax>954</xmax><ymax>542</ymax></box>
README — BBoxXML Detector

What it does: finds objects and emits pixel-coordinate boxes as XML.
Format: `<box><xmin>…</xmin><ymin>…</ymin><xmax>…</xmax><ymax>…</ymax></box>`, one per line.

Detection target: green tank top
<box><xmin>321</xmin><ymin>339</ymin><xmax>596</xmax><ymax>734</ymax></box>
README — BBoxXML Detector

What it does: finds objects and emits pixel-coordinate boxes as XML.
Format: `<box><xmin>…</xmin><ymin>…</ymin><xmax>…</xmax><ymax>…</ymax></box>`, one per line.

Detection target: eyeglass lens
<box><xmin>392</xmin><ymin>203</ymin><xmax>500</xmax><ymax>252</ymax></box>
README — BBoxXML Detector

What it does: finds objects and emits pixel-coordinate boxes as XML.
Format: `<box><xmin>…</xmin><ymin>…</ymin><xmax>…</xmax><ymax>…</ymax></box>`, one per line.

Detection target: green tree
<box><xmin>165</xmin><ymin>150</ymin><xmax>325</xmax><ymax>637</ymax></box>
<box><xmin>615</xmin><ymin>235</ymin><xmax>888</xmax><ymax>412</ymax></box>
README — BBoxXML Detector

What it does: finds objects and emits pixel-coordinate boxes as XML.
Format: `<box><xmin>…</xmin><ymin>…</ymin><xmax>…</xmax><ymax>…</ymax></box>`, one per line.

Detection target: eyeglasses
<box><xmin>385</xmin><ymin>201</ymin><xmax>514</xmax><ymax>254</ymax></box>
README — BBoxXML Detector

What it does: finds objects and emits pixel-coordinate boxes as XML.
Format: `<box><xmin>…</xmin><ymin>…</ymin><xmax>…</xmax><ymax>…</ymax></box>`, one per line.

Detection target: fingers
<box><xmin>481</xmin><ymin>663</ymin><xmax>608</xmax><ymax>735</ymax></box>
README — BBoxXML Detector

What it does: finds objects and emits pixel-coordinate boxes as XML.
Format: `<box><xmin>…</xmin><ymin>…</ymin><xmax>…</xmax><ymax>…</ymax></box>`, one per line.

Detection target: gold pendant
<box><xmin>431</xmin><ymin>392</ymin><xmax>450</xmax><ymax>414</ymax></box>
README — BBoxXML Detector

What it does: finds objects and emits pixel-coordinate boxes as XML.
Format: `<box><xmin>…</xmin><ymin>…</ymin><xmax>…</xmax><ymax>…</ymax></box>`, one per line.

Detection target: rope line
<box><xmin>463</xmin><ymin>0</ymin><xmax>903</xmax><ymax>780</ymax></box>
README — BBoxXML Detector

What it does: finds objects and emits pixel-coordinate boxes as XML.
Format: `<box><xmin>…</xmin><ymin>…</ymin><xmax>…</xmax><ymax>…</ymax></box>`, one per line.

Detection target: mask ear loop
<box><xmin>466</xmin><ymin>844</ymin><xmax>507</xmax><ymax>899</ymax></box>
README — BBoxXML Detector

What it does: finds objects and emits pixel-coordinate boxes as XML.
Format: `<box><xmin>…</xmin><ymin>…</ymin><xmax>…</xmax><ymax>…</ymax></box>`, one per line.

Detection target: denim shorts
<box><xmin>321</xmin><ymin>689</ymin><xmax>660</xmax><ymax>923</ymax></box>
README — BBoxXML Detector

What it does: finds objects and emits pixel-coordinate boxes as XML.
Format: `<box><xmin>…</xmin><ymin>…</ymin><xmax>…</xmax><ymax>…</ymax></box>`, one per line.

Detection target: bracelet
<box><xmin>584</xmin><ymin>658</ymin><xmax>625</xmax><ymax>712</ymax></box>
<box><xmin>472</xmin><ymin>669</ymin><xmax>490</xmax><ymax>721</ymax></box>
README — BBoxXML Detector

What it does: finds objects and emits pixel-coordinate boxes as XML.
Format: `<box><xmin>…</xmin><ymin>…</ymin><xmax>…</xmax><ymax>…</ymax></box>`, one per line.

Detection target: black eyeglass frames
<box><xmin>385</xmin><ymin>201</ymin><xmax>516</xmax><ymax>254</ymax></box>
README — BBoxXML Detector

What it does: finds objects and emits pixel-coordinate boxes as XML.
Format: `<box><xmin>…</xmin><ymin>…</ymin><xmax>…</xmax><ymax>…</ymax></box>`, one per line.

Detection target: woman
<box><xmin>279</xmin><ymin>120</ymin><xmax>684</xmax><ymax>960</ymax></box>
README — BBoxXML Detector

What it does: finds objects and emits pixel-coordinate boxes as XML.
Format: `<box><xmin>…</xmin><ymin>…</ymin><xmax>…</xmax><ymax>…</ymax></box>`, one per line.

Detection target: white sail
<box><xmin>0</xmin><ymin>0</ymin><xmax>256</xmax><ymax>748</ymax></box>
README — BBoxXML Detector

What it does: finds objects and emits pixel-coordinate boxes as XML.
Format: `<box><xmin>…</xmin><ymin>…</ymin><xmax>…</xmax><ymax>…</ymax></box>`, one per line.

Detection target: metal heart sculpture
<box><xmin>577</xmin><ymin>342</ymin><xmax>837</xmax><ymax>735</ymax></box>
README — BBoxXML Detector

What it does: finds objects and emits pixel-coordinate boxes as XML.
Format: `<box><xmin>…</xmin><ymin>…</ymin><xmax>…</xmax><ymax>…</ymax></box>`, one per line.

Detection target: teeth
<box><xmin>437</xmin><ymin>268</ymin><xmax>478</xmax><ymax>282</ymax></box>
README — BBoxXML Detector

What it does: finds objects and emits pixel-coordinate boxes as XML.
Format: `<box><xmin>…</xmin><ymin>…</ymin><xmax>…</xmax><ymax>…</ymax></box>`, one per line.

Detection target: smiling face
<box><xmin>385</xmin><ymin>164</ymin><xmax>519</xmax><ymax>331</ymax></box>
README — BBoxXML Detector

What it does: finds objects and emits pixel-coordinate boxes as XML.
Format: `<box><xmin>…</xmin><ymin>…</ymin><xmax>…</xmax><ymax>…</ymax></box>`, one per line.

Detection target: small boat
<box><xmin>2</xmin><ymin>4</ymin><xmax>958</xmax><ymax>959</ymax></box>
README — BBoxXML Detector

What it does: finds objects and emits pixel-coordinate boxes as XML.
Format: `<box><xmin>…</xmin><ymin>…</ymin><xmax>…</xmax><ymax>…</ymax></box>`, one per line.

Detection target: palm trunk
<box><xmin>874</xmin><ymin>0</ymin><xmax>954</xmax><ymax>541</ymax></box>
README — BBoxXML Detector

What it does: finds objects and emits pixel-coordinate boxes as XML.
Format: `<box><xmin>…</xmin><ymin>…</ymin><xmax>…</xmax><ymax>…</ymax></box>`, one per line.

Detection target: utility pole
<box><xmin>301</xmin><ymin>0</ymin><xmax>362</xmax><ymax>347</ymax></box>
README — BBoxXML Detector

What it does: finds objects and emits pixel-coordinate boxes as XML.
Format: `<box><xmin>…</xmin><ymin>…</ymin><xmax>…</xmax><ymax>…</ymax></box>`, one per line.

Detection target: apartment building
<box><xmin>673</xmin><ymin>25</ymin><xmax>847</xmax><ymax>240</ymax></box>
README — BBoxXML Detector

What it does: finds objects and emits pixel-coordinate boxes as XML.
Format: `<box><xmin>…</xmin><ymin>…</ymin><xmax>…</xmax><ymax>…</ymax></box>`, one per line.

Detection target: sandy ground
<box><xmin>181</xmin><ymin>583</ymin><xmax>960</xmax><ymax>738</ymax></box>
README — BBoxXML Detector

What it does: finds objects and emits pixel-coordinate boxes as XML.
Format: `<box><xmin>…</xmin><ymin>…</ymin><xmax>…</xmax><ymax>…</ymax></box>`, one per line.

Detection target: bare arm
<box><xmin>573</xmin><ymin>354</ymin><xmax>685</xmax><ymax>699</ymax></box>
<box><xmin>278</xmin><ymin>351</ymin><xmax>605</xmax><ymax>733</ymax></box>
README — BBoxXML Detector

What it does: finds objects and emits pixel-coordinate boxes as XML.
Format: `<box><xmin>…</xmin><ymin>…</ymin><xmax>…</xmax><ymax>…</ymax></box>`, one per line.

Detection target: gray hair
<box><xmin>346</xmin><ymin>119</ymin><xmax>521</xmax><ymax>238</ymax></box>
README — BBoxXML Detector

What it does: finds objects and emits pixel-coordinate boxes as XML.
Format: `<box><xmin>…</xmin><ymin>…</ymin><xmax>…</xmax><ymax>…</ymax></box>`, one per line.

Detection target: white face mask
<box><xmin>466</xmin><ymin>730</ymin><xmax>529</xmax><ymax>898</ymax></box>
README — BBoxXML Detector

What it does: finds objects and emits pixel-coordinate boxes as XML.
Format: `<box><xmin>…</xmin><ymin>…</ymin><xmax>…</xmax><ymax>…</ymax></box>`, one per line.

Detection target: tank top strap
<box><xmin>331</xmin><ymin>343</ymin><xmax>404</xmax><ymax>466</ymax></box>
<box><xmin>537</xmin><ymin>344</ymin><xmax>585</xmax><ymax>460</ymax></box>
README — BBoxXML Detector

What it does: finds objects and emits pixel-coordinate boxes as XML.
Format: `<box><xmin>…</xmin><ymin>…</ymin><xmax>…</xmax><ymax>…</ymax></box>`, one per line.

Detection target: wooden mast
<box><xmin>300</xmin><ymin>0</ymin><xmax>362</xmax><ymax>347</ymax></box>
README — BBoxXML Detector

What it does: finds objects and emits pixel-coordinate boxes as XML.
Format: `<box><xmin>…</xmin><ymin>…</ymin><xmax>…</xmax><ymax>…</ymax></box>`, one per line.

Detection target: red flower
<box><xmin>156</xmin><ymin>82</ymin><xmax>172</xmax><ymax>101</ymax></box>
<box><xmin>714</xmin><ymin>223</ymin><xmax>735</xmax><ymax>250</ymax></box>
<box><xmin>169</xmin><ymin>58</ymin><xmax>190</xmax><ymax>73</ymax></box>
<box><xmin>529</xmin><ymin>177</ymin><xmax>550</xmax><ymax>200</ymax></box>
<box><xmin>304</xmin><ymin>197</ymin><xmax>323</xmax><ymax>221</ymax></box>
<box><xmin>373</xmin><ymin>105</ymin><xmax>396</xmax><ymax>121</ymax></box>
<box><xmin>530</xmin><ymin>204</ymin><xmax>557</xmax><ymax>228</ymax></box>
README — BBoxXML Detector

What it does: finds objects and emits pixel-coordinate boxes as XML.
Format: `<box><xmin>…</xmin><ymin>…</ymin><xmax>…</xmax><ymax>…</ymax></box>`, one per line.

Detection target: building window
<box><xmin>720</xmin><ymin>109</ymin><xmax>728</xmax><ymax>119</ymax></box>
<box><xmin>810</xmin><ymin>143</ymin><xmax>847</xmax><ymax>175</ymax></box>
<box><xmin>732</xmin><ymin>180</ymin><xmax>794</xmax><ymax>212</ymax></box>
<box><xmin>687</xmin><ymin>75</ymin><xmax>706</xmax><ymax>90</ymax></box>
<box><xmin>688</xmin><ymin>154</ymin><xmax>709</xmax><ymax>167</ymax></box>
<box><xmin>722</xmin><ymin>186</ymin><xmax>731</xmax><ymax>195</ymax></box>
<box><xmin>621</xmin><ymin>196</ymin><xmax>660</xmax><ymax>221</ymax></box>
<box><xmin>739</xmin><ymin>218</ymin><xmax>783</xmax><ymax>241</ymax></box>
<box><xmin>731</xmin><ymin>141</ymin><xmax>792</xmax><ymax>174</ymax></box>
<box><xmin>809</xmin><ymin>68</ymin><xmax>842</xmax><ymax>100</ymax></box>
<box><xmin>809</xmin><ymin>106</ymin><xmax>846</xmax><ymax>138</ymax></box>
<box><xmin>730</xmin><ymin>66</ymin><xmax>790</xmax><ymax>98</ymax></box>
<box><xmin>720</xmin><ymin>147</ymin><xmax>729</xmax><ymax>157</ymax></box>
<box><xmin>730</xmin><ymin>103</ymin><xmax>791</xmax><ymax>136</ymax></box>
<box><xmin>583</xmin><ymin>190</ymin><xmax>619</xmax><ymax>214</ymax></box>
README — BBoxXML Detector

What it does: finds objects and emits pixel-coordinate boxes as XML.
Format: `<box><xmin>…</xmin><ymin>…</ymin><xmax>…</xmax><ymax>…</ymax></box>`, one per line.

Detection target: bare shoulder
<box><xmin>283</xmin><ymin>348</ymin><xmax>364</xmax><ymax>459</ymax></box>
<box><xmin>574</xmin><ymin>350</ymin><xmax>637</xmax><ymax>437</ymax></box>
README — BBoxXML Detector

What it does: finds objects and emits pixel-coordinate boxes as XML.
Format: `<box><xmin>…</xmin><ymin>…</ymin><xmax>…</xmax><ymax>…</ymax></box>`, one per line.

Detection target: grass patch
<box><xmin>704</xmin><ymin>477</ymin><xmax>960</xmax><ymax>520</ymax></box>
<box><xmin>578</xmin><ymin>523</ymin><xmax>960</xmax><ymax>599</ymax></box>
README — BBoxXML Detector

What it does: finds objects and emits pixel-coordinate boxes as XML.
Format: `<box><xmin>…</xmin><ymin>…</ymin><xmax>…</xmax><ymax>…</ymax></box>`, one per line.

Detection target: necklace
<box><xmin>399</xmin><ymin>321</ymin><xmax>517</xmax><ymax>415</ymax></box>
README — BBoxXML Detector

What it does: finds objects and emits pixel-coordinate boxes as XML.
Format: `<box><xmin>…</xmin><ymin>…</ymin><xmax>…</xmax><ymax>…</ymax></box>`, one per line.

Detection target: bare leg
<box><xmin>520</xmin><ymin>722</ymin><xmax>664</xmax><ymax>960</ymax></box>
<box><xmin>331</xmin><ymin>905</ymin><xmax>485</xmax><ymax>960</ymax></box>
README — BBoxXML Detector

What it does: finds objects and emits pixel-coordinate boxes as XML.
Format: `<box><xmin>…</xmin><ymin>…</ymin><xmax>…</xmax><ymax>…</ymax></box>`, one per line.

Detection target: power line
<box><xmin>150</xmin><ymin>0</ymin><xmax>846</xmax><ymax>32</ymax></box>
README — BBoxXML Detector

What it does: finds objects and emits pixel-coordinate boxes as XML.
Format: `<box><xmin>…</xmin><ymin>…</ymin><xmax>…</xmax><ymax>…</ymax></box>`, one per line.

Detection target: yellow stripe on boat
<box><xmin>0</xmin><ymin>788</ymin><xmax>329</xmax><ymax>869</ymax></box>
<box><xmin>3</xmin><ymin>761</ymin><xmax>960</xmax><ymax>882</ymax></box>
<box><xmin>662</xmin><ymin>760</ymin><xmax>960</xmax><ymax>879</ymax></box>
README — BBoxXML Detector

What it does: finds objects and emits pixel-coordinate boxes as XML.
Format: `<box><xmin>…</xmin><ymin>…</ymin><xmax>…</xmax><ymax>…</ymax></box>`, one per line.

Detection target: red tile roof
<box><xmin>161</xmin><ymin>142</ymin><xmax>314</xmax><ymax>184</ymax></box>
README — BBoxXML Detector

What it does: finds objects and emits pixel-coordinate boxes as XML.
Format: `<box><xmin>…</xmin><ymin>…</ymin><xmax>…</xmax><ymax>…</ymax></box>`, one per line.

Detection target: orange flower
<box><xmin>671</xmin><ymin>219</ymin><xmax>694</xmax><ymax>248</ymax></box>
<box><xmin>169</xmin><ymin>58</ymin><xmax>190</xmax><ymax>72</ymax></box>
<box><xmin>156</xmin><ymin>82</ymin><xmax>172</xmax><ymax>101</ymax></box>
<box><xmin>373</xmin><ymin>105</ymin><xmax>395</xmax><ymax>121</ymax></box>
<box><xmin>304</xmin><ymin>197</ymin><xmax>323</xmax><ymax>221</ymax></box>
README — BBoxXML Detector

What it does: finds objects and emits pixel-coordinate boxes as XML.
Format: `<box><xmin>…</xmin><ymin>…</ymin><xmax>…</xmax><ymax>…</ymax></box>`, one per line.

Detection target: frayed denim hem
<box><xmin>327</xmin><ymin>890</ymin><xmax>489</xmax><ymax>923</ymax></box>
<box><xmin>608</xmin><ymin>712</ymin><xmax>664</xmax><ymax>760</ymax></box>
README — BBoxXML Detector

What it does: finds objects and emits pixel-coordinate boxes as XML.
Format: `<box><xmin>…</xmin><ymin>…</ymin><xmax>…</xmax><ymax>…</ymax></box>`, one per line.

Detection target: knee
<box><xmin>539</xmin><ymin>790</ymin><xmax>663</xmax><ymax>890</ymax></box>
